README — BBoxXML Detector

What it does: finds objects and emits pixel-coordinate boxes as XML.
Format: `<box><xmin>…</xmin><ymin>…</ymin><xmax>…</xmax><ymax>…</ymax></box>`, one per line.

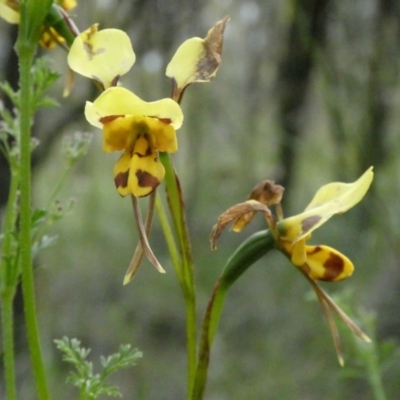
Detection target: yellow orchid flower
<box><xmin>85</xmin><ymin>86</ymin><xmax>183</xmax><ymax>197</ymax></box>
<box><xmin>211</xmin><ymin>168</ymin><xmax>374</xmax><ymax>364</ymax></box>
<box><xmin>67</xmin><ymin>24</ymin><xmax>135</xmax><ymax>89</ymax></box>
<box><xmin>276</xmin><ymin>167</ymin><xmax>373</xmax><ymax>281</ymax></box>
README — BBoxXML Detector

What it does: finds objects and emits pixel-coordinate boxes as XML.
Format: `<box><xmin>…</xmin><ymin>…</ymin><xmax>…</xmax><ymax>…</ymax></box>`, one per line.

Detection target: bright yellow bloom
<box><xmin>85</xmin><ymin>87</ymin><xmax>183</xmax><ymax>197</ymax></box>
<box><xmin>68</xmin><ymin>24</ymin><xmax>135</xmax><ymax>89</ymax></box>
<box><xmin>277</xmin><ymin>167</ymin><xmax>374</xmax><ymax>281</ymax></box>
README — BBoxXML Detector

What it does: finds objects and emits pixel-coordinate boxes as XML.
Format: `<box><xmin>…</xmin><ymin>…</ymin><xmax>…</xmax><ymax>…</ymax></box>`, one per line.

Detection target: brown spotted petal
<box><xmin>304</xmin><ymin>245</ymin><xmax>354</xmax><ymax>282</ymax></box>
<box><xmin>113</xmin><ymin>135</ymin><xmax>165</xmax><ymax>198</ymax></box>
<box><xmin>166</xmin><ymin>16</ymin><xmax>230</xmax><ymax>100</ymax></box>
<box><xmin>210</xmin><ymin>200</ymin><xmax>272</xmax><ymax>250</ymax></box>
<box><xmin>232</xmin><ymin>180</ymin><xmax>284</xmax><ymax>232</ymax></box>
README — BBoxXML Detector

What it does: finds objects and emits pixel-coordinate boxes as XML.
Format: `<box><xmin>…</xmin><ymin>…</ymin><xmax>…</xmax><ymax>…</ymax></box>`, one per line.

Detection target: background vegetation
<box><xmin>1</xmin><ymin>0</ymin><xmax>400</xmax><ymax>399</ymax></box>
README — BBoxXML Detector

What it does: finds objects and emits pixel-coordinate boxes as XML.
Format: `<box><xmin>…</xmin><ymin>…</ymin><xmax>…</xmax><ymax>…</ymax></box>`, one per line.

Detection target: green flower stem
<box><xmin>1</xmin><ymin>290</ymin><xmax>17</xmax><ymax>400</ymax></box>
<box><xmin>16</xmin><ymin>6</ymin><xmax>51</xmax><ymax>399</ymax></box>
<box><xmin>159</xmin><ymin>152</ymin><xmax>197</xmax><ymax>396</ymax></box>
<box><xmin>155</xmin><ymin>194</ymin><xmax>181</xmax><ymax>280</ymax></box>
<box><xmin>192</xmin><ymin>229</ymin><xmax>275</xmax><ymax>400</ymax></box>
<box><xmin>0</xmin><ymin>165</ymin><xmax>19</xmax><ymax>400</ymax></box>
<box><xmin>0</xmin><ymin>163</ymin><xmax>19</xmax><ymax>286</ymax></box>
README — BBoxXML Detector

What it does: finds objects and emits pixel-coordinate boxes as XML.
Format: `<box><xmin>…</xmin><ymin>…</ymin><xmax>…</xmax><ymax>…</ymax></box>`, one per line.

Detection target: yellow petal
<box><xmin>166</xmin><ymin>38</ymin><xmax>206</xmax><ymax>88</ymax></box>
<box><xmin>145</xmin><ymin>117</ymin><xmax>177</xmax><ymax>153</ymax></box>
<box><xmin>128</xmin><ymin>138</ymin><xmax>164</xmax><ymax>197</ymax></box>
<box><xmin>304</xmin><ymin>245</ymin><xmax>354</xmax><ymax>282</ymax></box>
<box><xmin>113</xmin><ymin>136</ymin><xmax>165</xmax><ymax>197</ymax></box>
<box><xmin>0</xmin><ymin>1</ymin><xmax>20</xmax><ymax>23</ymax></box>
<box><xmin>103</xmin><ymin>116</ymin><xmax>138</xmax><ymax>153</ymax></box>
<box><xmin>290</xmin><ymin>238</ymin><xmax>308</xmax><ymax>266</ymax></box>
<box><xmin>113</xmin><ymin>151</ymin><xmax>131</xmax><ymax>197</ymax></box>
<box><xmin>166</xmin><ymin>16</ymin><xmax>229</xmax><ymax>91</ymax></box>
<box><xmin>67</xmin><ymin>24</ymin><xmax>135</xmax><ymax>89</ymax></box>
<box><xmin>102</xmin><ymin>115</ymin><xmax>177</xmax><ymax>154</ymax></box>
<box><xmin>85</xmin><ymin>87</ymin><xmax>183</xmax><ymax>130</ymax></box>
<box><xmin>277</xmin><ymin>167</ymin><xmax>374</xmax><ymax>243</ymax></box>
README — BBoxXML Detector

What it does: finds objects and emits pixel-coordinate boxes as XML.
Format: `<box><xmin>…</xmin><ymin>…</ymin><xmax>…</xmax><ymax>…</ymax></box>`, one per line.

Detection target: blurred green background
<box><xmin>1</xmin><ymin>0</ymin><xmax>400</xmax><ymax>399</ymax></box>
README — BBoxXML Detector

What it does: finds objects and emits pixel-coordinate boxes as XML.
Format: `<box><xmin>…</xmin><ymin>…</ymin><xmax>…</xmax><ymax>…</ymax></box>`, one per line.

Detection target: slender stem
<box><xmin>0</xmin><ymin>163</ymin><xmax>19</xmax><ymax>286</ymax></box>
<box><xmin>0</xmin><ymin>163</ymin><xmax>19</xmax><ymax>399</ymax></box>
<box><xmin>1</xmin><ymin>290</ymin><xmax>17</xmax><ymax>400</ymax></box>
<box><xmin>18</xmin><ymin>42</ymin><xmax>51</xmax><ymax>400</ymax></box>
<box><xmin>155</xmin><ymin>194</ymin><xmax>181</xmax><ymax>279</ymax></box>
<box><xmin>160</xmin><ymin>153</ymin><xmax>197</xmax><ymax>396</ymax></box>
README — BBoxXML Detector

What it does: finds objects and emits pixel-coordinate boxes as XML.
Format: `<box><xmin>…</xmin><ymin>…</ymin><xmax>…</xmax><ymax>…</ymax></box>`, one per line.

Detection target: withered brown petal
<box><xmin>210</xmin><ymin>200</ymin><xmax>271</xmax><ymax>250</ymax></box>
<box><xmin>248</xmin><ymin>180</ymin><xmax>285</xmax><ymax>206</ymax></box>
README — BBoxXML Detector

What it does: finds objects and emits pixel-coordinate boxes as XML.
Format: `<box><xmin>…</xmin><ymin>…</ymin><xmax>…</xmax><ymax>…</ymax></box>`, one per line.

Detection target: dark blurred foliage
<box><xmin>1</xmin><ymin>0</ymin><xmax>400</xmax><ymax>399</ymax></box>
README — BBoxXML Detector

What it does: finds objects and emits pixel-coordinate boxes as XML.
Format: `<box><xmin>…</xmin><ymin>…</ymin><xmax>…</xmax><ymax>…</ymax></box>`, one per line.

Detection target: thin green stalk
<box><xmin>17</xmin><ymin>37</ymin><xmax>51</xmax><ymax>400</ymax></box>
<box><xmin>0</xmin><ymin>167</ymin><xmax>19</xmax><ymax>400</ymax></box>
<box><xmin>160</xmin><ymin>152</ymin><xmax>197</xmax><ymax>396</ymax></box>
<box><xmin>155</xmin><ymin>194</ymin><xmax>181</xmax><ymax>278</ymax></box>
<box><xmin>1</xmin><ymin>290</ymin><xmax>17</xmax><ymax>400</ymax></box>
<box><xmin>1</xmin><ymin>163</ymin><xmax>19</xmax><ymax>285</ymax></box>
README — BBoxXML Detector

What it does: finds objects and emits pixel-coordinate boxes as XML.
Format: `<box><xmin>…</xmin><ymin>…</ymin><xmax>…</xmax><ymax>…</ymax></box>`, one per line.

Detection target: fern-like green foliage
<box><xmin>55</xmin><ymin>337</ymin><xmax>142</xmax><ymax>399</ymax></box>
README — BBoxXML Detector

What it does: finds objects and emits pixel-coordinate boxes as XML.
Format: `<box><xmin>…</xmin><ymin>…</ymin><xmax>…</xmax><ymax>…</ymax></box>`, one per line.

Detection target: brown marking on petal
<box><xmin>100</xmin><ymin>115</ymin><xmax>125</xmax><ymax>124</ymax></box>
<box><xmin>301</xmin><ymin>215</ymin><xmax>322</xmax><ymax>234</ymax></box>
<box><xmin>307</xmin><ymin>246</ymin><xmax>322</xmax><ymax>255</ymax></box>
<box><xmin>133</xmin><ymin>134</ymin><xmax>153</xmax><ymax>157</ymax></box>
<box><xmin>148</xmin><ymin>116</ymin><xmax>172</xmax><ymax>125</ymax></box>
<box><xmin>321</xmin><ymin>252</ymin><xmax>345</xmax><ymax>281</ymax></box>
<box><xmin>114</xmin><ymin>170</ymin><xmax>129</xmax><ymax>189</ymax></box>
<box><xmin>136</xmin><ymin>170</ymin><xmax>160</xmax><ymax>192</ymax></box>
<box><xmin>83</xmin><ymin>40</ymin><xmax>105</xmax><ymax>60</ymax></box>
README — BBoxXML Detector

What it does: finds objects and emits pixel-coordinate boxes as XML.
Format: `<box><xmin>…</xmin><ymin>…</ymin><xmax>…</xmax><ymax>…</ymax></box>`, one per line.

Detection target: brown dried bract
<box><xmin>232</xmin><ymin>180</ymin><xmax>284</xmax><ymax>232</ymax></box>
<box><xmin>210</xmin><ymin>200</ymin><xmax>272</xmax><ymax>250</ymax></box>
<box><xmin>200</xmin><ymin>15</ymin><xmax>230</xmax><ymax>80</ymax></box>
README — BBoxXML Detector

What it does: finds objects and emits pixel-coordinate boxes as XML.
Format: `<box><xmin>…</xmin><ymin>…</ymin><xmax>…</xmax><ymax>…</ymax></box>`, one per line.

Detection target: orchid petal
<box><xmin>305</xmin><ymin>245</ymin><xmax>354</xmax><ymax>282</ymax></box>
<box><xmin>68</xmin><ymin>24</ymin><xmax>135</xmax><ymax>89</ymax></box>
<box><xmin>85</xmin><ymin>87</ymin><xmax>183</xmax><ymax>129</ymax></box>
<box><xmin>278</xmin><ymin>167</ymin><xmax>373</xmax><ymax>243</ymax></box>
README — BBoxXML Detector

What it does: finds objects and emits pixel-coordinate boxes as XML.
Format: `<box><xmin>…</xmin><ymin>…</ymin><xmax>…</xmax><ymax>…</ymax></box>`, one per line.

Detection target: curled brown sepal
<box><xmin>232</xmin><ymin>180</ymin><xmax>284</xmax><ymax>232</ymax></box>
<box><xmin>166</xmin><ymin>15</ymin><xmax>230</xmax><ymax>102</ymax></box>
<box><xmin>129</xmin><ymin>195</ymin><xmax>165</xmax><ymax>279</ymax></box>
<box><xmin>210</xmin><ymin>200</ymin><xmax>273</xmax><ymax>250</ymax></box>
